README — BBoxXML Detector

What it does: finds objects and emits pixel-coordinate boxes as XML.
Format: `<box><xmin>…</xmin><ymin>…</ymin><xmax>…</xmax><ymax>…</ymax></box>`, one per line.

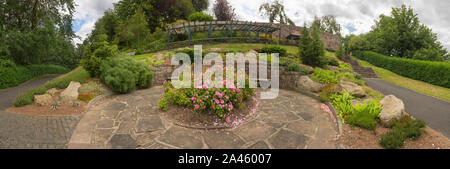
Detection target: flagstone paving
<box><xmin>0</xmin><ymin>112</ymin><xmax>81</xmax><ymax>149</ymax></box>
<box><xmin>69</xmin><ymin>86</ymin><xmax>339</xmax><ymax>149</ymax></box>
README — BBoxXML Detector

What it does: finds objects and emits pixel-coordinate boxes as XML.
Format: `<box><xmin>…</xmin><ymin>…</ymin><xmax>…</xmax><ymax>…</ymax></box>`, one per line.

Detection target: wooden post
<box><xmin>167</xmin><ymin>28</ymin><xmax>171</xmax><ymax>50</ymax></box>
<box><xmin>278</xmin><ymin>24</ymin><xmax>281</xmax><ymax>45</ymax></box>
<box><xmin>229</xmin><ymin>21</ymin><xmax>233</xmax><ymax>44</ymax></box>
<box><xmin>248</xmin><ymin>22</ymin><xmax>252</xmax><ymax>43</ymax></box>
<box><xmin>208</xmin><ymin>21</ymin><xmax>212</xmax><ymax>45</ymax></box>
<box><xmin>187</xmin><ymin>22</ymin><xmax>191</xmax><ymax>47</ymax></box>
<box><xmin>265</xmin><ymin>27</ymin><xmax>268</xmax><ymax>45</ymax></box>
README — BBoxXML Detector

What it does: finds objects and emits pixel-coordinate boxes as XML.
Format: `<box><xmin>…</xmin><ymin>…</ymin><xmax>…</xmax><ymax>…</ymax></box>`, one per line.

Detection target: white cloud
<box><xmin>73</xmin><ymin>0</ymin><xmax>119</xmax><ymax>44</ymax></box>
<box><xmin>74</xmin><ymin>0</ymin><xmax>450</xmax><ymax>50</ymax></box>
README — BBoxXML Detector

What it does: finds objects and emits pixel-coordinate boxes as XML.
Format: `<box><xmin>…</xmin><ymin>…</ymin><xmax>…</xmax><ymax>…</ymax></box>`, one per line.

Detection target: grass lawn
<box><xmin>354</xmin><ymin>57</ymin><xmax>450</xmax><ymax>102</ymax></box>
<box><xmin>135</xmin><ymin>43</ymin><xmax>337</xmax><ymax>67</ymax></box>
<box><xmin>43</xmin><ymin>66</ymin><xmax>91</xmax><ymax>89</ymax></box>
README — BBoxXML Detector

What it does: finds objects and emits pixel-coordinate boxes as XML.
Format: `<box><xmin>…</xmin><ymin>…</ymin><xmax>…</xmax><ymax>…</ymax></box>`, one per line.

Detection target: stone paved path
<box><xmin>69</xmin><ymin>86</ymin><xmax>338</xmax><ymax>149</ymax></box>
<box><xmin>0</xmin><ymin>75</ymin><xmax>82</xmax><ymax>149</ymax></box>
<box><xmin>365</xmin><ymin>78</ymin><xmax>450</xmax><ymax>138</ymax></box>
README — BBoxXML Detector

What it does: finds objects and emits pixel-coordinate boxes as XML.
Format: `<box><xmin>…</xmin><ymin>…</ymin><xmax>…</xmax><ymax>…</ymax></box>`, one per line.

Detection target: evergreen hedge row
<box><xmin>353</xmin><ymin>51</ymin><xmax>450</xmax><ymax>88</ymax></box>
<box><xmin>0</xmin><ymin>61</ymin><xmax>70</xmax><ymax>89</ymax></box>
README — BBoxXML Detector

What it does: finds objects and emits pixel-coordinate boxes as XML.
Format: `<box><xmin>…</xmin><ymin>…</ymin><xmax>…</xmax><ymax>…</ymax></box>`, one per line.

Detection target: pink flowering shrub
<box><xmin>158</xmin><ymin>68</ymin><xmax>255</xmax><ymax>120</ymax></box>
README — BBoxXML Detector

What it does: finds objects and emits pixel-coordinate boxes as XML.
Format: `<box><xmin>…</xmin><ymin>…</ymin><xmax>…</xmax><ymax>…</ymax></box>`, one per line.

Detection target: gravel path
<box><xmin>365</xmin><ymin>78</ymin><xmax>450</xmax><ymax>138</ymax></box>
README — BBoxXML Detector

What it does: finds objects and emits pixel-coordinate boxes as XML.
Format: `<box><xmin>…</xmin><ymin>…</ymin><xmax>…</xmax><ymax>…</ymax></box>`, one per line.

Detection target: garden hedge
<box><xmin>353</xmin><ymin>51</ymin><xmax>450</xmax><ymax>88</ymax></box>
<box><xmin>0</xmin><ymin>61</ymin><xmax>70</xmax><ymax>89</ymax></box>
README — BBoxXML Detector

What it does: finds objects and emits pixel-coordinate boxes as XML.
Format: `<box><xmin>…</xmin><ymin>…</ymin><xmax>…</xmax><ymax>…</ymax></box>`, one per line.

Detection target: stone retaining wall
<box><xmin>150</xmin><ymin>64</ymin><xmax>306</xmax><ymax>92</ymax></box>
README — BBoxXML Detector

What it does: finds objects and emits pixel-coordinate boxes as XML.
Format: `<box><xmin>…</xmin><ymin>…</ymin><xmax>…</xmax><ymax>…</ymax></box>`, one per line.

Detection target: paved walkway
<box><xmin>0</xmin><ymin>74</ymin><xmax>60</xmax><ymax>110</ymax></box>
<box><xmin>69</xmin><ymin>86</ymin><xmax>339</xmax><ymax>149</ymax></box>
<box><xmin>365</xmin><ymin>78</ymin><xmax>450</xmax><ymax>138</ymax></box>
<box><xmin>0</xmin><ymin>75</ymin><xmax>82</xmax><ymax>149</ymax></box>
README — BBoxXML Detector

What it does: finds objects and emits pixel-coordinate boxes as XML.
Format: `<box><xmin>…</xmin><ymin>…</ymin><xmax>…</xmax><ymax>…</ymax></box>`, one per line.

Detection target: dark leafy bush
<box><xmin>14</xmin><ymin>87</ymin><xmax>47</xmax><ymax>107</ymax></box>
<box><xmin>286</xmin><ymin>63</ymin><xmax>308</xmax><ymax>74</ymax></box>
<box><xmin>260</xmin><ymin>46</ymin><xmax>287</xmax><ymax>57</ymax></box>
<box><xmin>26</xmin><ymin>64</ymin><xmax>70</xmax><ymax>77</ymax></box>
<box><xmin>345</xmin><ymin>101</ymin><xmax>381</xmax><ymax>130</ymax></box>
<box><xmin>81</xmin><ymin>56</ymin><xmax>102</xmax><ymax>77</ymax></box>
<box><xmin>100</xmin><ymin>56</ymin><xmax>154</xmax><ymax>93</ymax></box>
<box><xmin>379</xmin><ymin>130</ymin><xmax>406</xmax><ymax>149</ymax></box>
<box><xmin>379</xmin><ymin>116</ymin><xmax>426</xmax><ymax>149</ymax></box>
<box><xmin>353</xmin><ymin>51</ymin><xmax>450</xmax><ymax>88</ymax></box>
<box><xmin>328</xmin><ymin>59</ymin><xmax>339</xmax><ymax>66</ymax></box>
<box><xmin>0</xmin><ymin>61</ymin><xmax>69</xmax><ymax>89</ymax></box>
<box><xmin>188</xmin><ymin>12</ymin><xmax>214</xmax><ymax>22</ymax></box>
<box><xmin>336</xmin><ymin>45</ymin><xmax>345</xmax><ymax>60</ymax></box>
<box><xmin>319</xmin><ymin>83</ymin><xmax>337</xmax><ymax>102</ymax></box>
<box><xmin>103</xmin><ymin>67</ymin><xmax>136</xmax><ymax>94</ymax></box>
<box><xmin>81</xmin><ymin>44</ymin><xmax>119</xmax><ymax>77</ymax></box>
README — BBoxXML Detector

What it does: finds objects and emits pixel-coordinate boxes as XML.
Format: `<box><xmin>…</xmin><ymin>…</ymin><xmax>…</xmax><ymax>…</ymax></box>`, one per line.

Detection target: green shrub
<box><xmin>81</xmin><ymin>44</ymin><xmax>119</xmax><ymax>77</ymax></box>
<box><xmin>330</xmin><ymin>92</ymin><xmax>381</xmax><ymax>130</ymax></box>
<box><xmin>286</xmin><ymin>63</ymin><xmax>307</xmax><ymax>73</ymax></box>
<box><xmin>103</xmin><ymin>67</ymin><xmax>136</xmax><ymax>94</ymax></box>
<box><xmin>100</xmin><ymin>56</ymin><xmax>153</xmax><ymax>93</ymax></box>
<box><xmin>353</xmin><ymin>51</ymin><xmax>450</xmax><ymax>88</ymax></box>
<box><xmin>379</xmin><ymin>130</ymin><xmax>406</xmax><ymax>149</ymax></box>
<box><xmin>330</xmin><ymin>92</ymin><xmax>354</xmax><ymax>120</ymax></box>
<box><xmin>345</xmin><ymin>101</ymin><xmax>382</xmax><ymax>130</ymax></box>
<box><xmin>319</xmin><ymin>83</ymin><xmax>337</xmax><ymax>102</ymax></box>
<box><xmin>311</xmin><ymin>69</ymin><xmax>337</xmax><ymax>84</ymax></box>
<box><xmin>260</xmin><ymin>46</ymin><xmax>287</xmax><ymax>57</ymax></box>
<box><xmin>13</xmin><ymin>87</ymin><xmax>47</xmax><ymax>107</ymax></box>
<box><xmin>188</xmin><ymin>12</ymin><xmax>214</xmax><ymax>22</ymax></box>
<box><xmin>158</xmin><ymin>97</ymin><xmax>169</xmax><ymax>111</ymax></box>
<box><xmin>336</xmin><ymin>45</ymin><xmax>345</xmax><ymax>60</ymax></box>
<box><xmin>135</xmin><ymin>62</ymin><xmax>154</xmax><ymax>88</ymax></box>
<box><xmin>311</xmin><ymin>68</ymin><xmax>365</xmax><ymax>85</ymax></box>
<box><xmin>328</xmin><ymin>59</ymin><xmax>339</xmax><ymax>66</ymax></box>
<box><xmin>81</xmin><ymin>56</ymin><xmax>102</xmax><ymax>77</ymax></box>
<box><xmin>26</xmin><ymin>64</ymin><xmax>70</xmax><ymax>77</ymax></box>
<box><xmin>0</xmin><ymin>62</ymin><xmax>69</xmax><ymax>89</ymax></box>
<box><xmin>379</xmin><ymin>116</ymin><xmax>426</xmax><ymax>149</ymax></box>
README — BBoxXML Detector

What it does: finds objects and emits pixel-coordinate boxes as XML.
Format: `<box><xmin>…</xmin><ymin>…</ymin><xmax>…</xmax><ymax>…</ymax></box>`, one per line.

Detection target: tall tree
<box><xmin>366</xmin><ymin>5</ymin><xmax>447</xmax><ymax>60</ymax></box>
<box><xmin>299</xmin><ymin>23</ymin><xmax>327</xmax><ymax>68</ymax></box>
<box><xmin>312</xmin><ymin>15</ymin><xmax>341</xmax><ymax>36</ymax></box>
<box><xmin>115</xmin><ymin>8</ymin><xmax>151</xmax><ymax>49</ymax></box>
<box><xmin>213</xmin><ymin>0</ymin><xmax>235</xmax><ymax>21</ymax></box>
<box><xmin>259</xmin><ymin>0</ymin><xmax>295</xmax><ymax>25</ymax></box>
<box><xmin>191</xmin><ymin>0</ymin><xmax>209</xmax><ymax>12</ymax></box>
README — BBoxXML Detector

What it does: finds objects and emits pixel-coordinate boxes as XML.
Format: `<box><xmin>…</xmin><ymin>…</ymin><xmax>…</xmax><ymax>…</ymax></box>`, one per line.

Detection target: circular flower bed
<box><xmin>158</xmin><ymin>67</ymin><xmax>258</xmax><ymax>127</ymax></box>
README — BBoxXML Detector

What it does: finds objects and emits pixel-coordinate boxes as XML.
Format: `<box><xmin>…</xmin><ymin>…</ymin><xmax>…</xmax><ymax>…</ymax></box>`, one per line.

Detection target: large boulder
<box><xmin>380</xmin><ymin>95</ymin><xmax>405</xmax><ymax>127</ymax></box>
<box><xmin>336</xmin><ymin>81</ymin><xmax>366</xmax><ymax>97</ymax></box>
<box><xmin>34</xmin><ymin>94</ymin><xmax>53</xmax><ymax>106</ymax></box>
<box><xmin>46</xmin><ymin>88</ymin><xmax>58</xmax><ymax>96</ymax></box>
<box><xmin>61</xmin><ymin>81</ymin><xmax>81</xmax><ymax>101</ymax></box>
<box><xmin>296</xmin><ymin>76</ymin><xmax>324</xmax><ymax>93</ymax></box>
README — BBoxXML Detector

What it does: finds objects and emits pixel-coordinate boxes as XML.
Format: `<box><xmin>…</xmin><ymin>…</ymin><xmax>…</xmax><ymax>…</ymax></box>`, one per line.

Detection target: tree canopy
<box><xmin>347</xmin><ymin>5</ymin><xmax>448</xmax><ymax>61</ymax></box>
<box><xmin>312</xmin><ymin>15</ymin><xmax>341</xmax><ymax>36</ymax></box>
<box><xmin>213</xmin><ymin>0</ymin><xmax>235</xmax><ymax>21</ymax></box>
<box><xmin>259</xmin><ymin>0</ymin><xmax>295</xmax><ymax>26</ymax></box>
<box><xmin>0</xmin><ymin>0</ymin><xmax>79</xmax><ymax>68</ymax></box>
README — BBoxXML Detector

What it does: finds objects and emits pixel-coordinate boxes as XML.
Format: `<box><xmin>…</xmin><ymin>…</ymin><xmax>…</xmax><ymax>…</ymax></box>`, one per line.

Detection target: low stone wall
<box><xmin>150</xmin><ymin>64</ymin><xmax>307</xmax><ymax>92</ymax></box>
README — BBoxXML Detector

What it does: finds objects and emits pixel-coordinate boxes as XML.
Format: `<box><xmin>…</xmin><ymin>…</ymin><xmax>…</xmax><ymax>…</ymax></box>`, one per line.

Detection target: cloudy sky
<box><xmin>73</xmin><ymin>0</ymin><xmax>450</xmax><ymax>50</ymax></box>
